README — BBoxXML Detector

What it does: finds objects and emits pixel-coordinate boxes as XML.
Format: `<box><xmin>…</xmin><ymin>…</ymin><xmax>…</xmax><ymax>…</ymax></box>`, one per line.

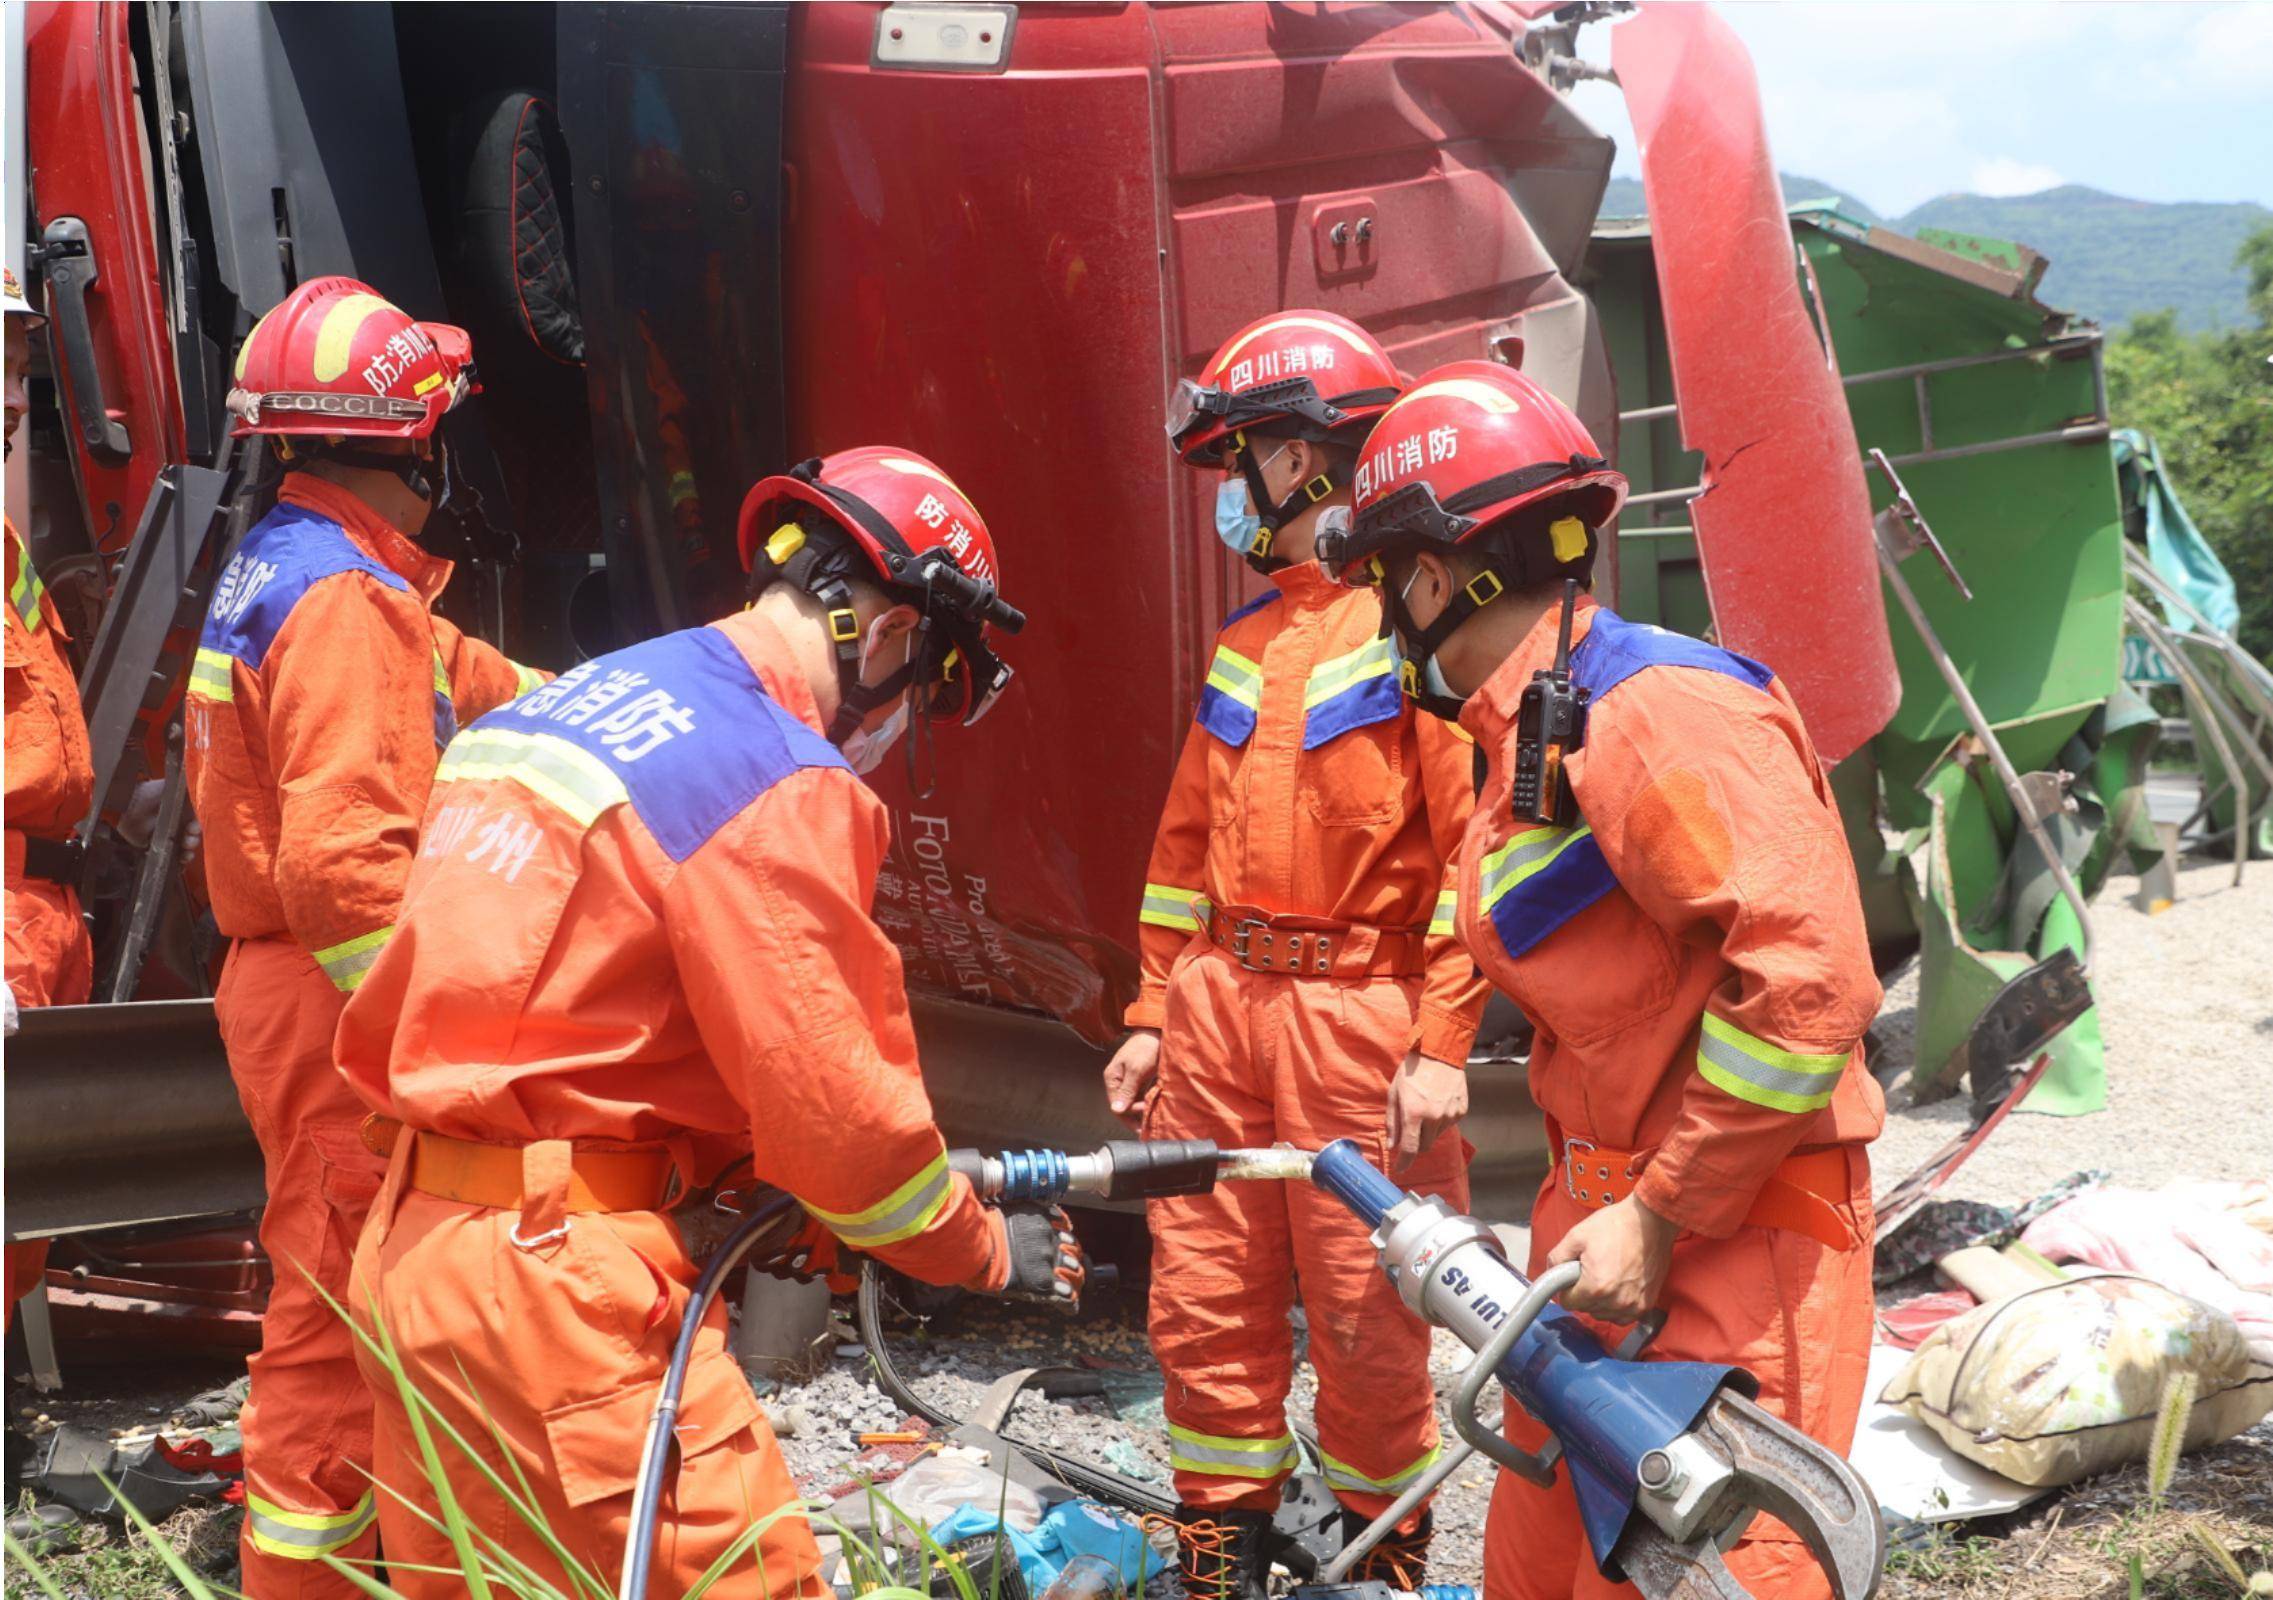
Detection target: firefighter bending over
<box><xmin>335</xmin><ymin>447</ymin><xmax>1084</xmax><ymax>1598</ymax></box>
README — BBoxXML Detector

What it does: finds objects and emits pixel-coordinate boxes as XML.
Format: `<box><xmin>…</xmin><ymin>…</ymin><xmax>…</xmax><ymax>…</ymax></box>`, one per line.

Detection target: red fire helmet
<box><xmin>1167</xmin><ymin>310</ymin><xmax>1403</xmax><ymax>466</ymax></box>
<box><xmin>739</xmin><ymin>447</ymin><xmax>1024</xmax><ymax>732</ymax></box>
<box><xmin>226</xmin><ymin>276</ymin><xmax>477</xmax><ymax>440</ymax></box>
<box><xmin>1326</xmin><ymin>361</ymin><xmax>1627</xmax><ymax>587</ymax></box>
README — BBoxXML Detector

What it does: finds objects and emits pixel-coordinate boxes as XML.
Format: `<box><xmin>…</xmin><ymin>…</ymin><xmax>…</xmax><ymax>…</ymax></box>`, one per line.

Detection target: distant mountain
<box><xmin>1895</xmin><ymin>186</ymin><xmax>2269</xmax><ymax>333</ymax></box>
<box><xmin>1595</xmin><ymin>174</ymin><xmax>2265</xmax><ymax>332</ymax></box>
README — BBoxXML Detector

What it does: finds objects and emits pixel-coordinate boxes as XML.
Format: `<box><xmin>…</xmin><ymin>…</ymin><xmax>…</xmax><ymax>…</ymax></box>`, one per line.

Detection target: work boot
<box><xmin>1336</xmin><ymin>1506</ymin><xmax>1434</xmax><ymax>1591</ymax></box>
<box><xmin>1171</xmin><ymin>1504</ymin><xmax>1273</xmax><ymax>1600</ymax></box>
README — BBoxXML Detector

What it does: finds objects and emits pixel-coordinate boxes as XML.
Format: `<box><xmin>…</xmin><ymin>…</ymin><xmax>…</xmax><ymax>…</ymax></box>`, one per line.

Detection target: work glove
<box><xmin>985</xmin><ymin>1203</ymin><xmax>1086</xmax><ymax>1308</ymax></box>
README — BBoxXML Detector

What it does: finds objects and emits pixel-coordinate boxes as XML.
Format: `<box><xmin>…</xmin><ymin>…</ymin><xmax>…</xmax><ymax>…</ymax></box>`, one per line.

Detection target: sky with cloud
<box><xmin>1563</xmin><ymin>2</ymin><xmax>2273</xmax><ymax>219</ymax></box>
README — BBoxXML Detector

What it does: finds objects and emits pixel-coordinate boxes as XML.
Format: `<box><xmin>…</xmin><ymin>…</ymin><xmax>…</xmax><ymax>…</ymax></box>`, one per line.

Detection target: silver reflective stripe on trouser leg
<box><xmin>243</xmin><ymin>1488</ymin><xmax>377</xmax><ymax>1560</ymax></box>
<box><xmin>1320</xmin><ymin>1440</ymin><xmax>1444</xmax><ymax>1497</ymax></box>
<box><xmin>1167</xmin><ymin>1424</ymin><xmax>1301</xmax><ymax>1480</ymax></box>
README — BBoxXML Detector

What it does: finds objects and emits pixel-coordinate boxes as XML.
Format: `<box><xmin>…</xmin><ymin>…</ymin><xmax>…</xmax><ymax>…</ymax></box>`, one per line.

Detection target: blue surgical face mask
<box><xmin>1211</xmin><ymin>443</ymin><xmax>1291</xmax><ymax>555</ymax></box>
<box><xmin>1214</xmin><ymin>477</ymin><xmax>1261</xmax><ymax>554</ymax></box>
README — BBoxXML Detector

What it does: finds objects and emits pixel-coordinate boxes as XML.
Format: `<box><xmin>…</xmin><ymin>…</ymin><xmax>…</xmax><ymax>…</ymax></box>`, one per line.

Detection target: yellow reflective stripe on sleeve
<box><xmin>313</xmin><ymin>926</ymin><xmax>394</xmax><ymax>993</ymax></box>
<box><xmin>1303</xmin><ymin>636</ymin><xmax>1395</xmax><ymax>709</ymax></box>
<box><xmin>435</xmin><ymin>727</ymin><xmax>630</xmax><ymax>828</ymax></box>
<box><xmin>10</xmin><ymin>558</ymin><xmax>46</xmax><ymax>629</ymax></box>
<box><xmin>512</xmin><ymin>661</ymin><xmax>548</xmax><ymax>698</ymax></box>
<box><xmin>805</xmin><ymin>1151</ymin><xmax>953</xmax><ymax>1250</ymax></box>
<box><xmin>1319</xmin><ymin>1440</ymin><xmax>1443</xmax><ymax>1495</ymax></box>
<box><xmin>189</xmin><ymin>647</ymin><xmax>239</xmax><ymax>702</ymax></box>
<box><xmin>431</xmin><ymin>648</ymin><xmax>451</xmax><ymax>696</ymax></box>
<box><xmin>1204</xmin><ymin>644</ymin><xmax>1264</xmax><ymax>711</ymax></box>
<box><xmin>1167</xmin><ymin>1424</ymin><xmax>1301</xmax><ymax>1480</ymax></box>
<box><xmin>1429</xmin><ymin>888</ymin><xmax>1458</xmax><ymax>938</ymax></box>
<box><xmin>1480</xmin><ymin>824</ymin><xmax>1592</xmax><ymax>910</ymax></box>
<box><xmin>1696</xmin><ymin>1013</ymin><xmax>1847</xmax><ymax>1114</ymax></box>
<box><xmin>243</xmin><ymin>1489</ymin><xmax>377</xmax><ymax>1558</ymax></box>
<box><xmin>1139</xmin><ymin>882</ymin><xmax>1211</xmax><ymax>933</ymax></box>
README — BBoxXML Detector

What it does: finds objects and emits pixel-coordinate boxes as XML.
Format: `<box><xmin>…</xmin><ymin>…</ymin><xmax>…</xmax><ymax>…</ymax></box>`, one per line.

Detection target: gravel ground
<box><xmin>750</xmin><ymin>1287</ymin><xmax>1504</xmax><ymax>1588</ymax></box>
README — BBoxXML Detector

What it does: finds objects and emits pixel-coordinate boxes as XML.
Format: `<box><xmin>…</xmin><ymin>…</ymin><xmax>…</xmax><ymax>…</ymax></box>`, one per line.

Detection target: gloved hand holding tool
<box><xmin>992</xmin><ymin>1203</ymin><xmax>1087</xmax><ymax>1304</ymax></box>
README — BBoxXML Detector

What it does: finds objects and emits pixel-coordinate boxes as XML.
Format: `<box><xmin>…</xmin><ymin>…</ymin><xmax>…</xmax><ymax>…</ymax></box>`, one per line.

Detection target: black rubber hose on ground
<box><xmin>856</xmin><ymin>1259</ymin><xmax>1179</xmax><ymax>1518</ymax></box>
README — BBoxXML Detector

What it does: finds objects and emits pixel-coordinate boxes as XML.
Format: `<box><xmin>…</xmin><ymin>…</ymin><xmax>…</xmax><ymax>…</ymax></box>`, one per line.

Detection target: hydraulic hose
<box><xmin>856</xmin><ymin>1259</ymin><xmax>1179</xmax><ymax>1518</ymax></box>
<box><xmin>620</xmin><ymin>1191</ymin><xmax>802</xmax><ymax>1600</ymax></box>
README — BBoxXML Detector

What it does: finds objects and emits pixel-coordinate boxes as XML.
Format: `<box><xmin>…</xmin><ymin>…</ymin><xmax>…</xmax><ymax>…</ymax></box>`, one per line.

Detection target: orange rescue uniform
<box><xmin>335</xmin><ymin>609</ymin><xmax>1008</xmax><ymax>1599</ymax></box>
<box><xmin>1452</xmin><ymin>599</ymin><xmax>1883</xmax><ymax>1600</ymax></box>
<box><xmin>5</xmin><ymin>520</ymin><xmax>94</xmax><ymax>1322</ymax></box>
<box><xmin>184</xmin><ymin>473</ymin><xmax>542</xmax><ymax>1595</ymax></box>
<box><xmin>1131</xmin><ymin>562</ymin><xmax>1488</xmax><ymax>1517</ymax></box>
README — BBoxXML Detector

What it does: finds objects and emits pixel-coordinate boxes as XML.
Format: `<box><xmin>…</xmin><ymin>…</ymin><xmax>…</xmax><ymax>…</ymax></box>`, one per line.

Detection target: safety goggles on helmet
<box><xmin>897</xmin><ymin>548</ymin><xmax>1020</xmax><ymax>730</ymax></box>
<box><xmin>1165</xmin><ymin>375</ymin><xmax>1371</xmax><ymax>453</ymax></box>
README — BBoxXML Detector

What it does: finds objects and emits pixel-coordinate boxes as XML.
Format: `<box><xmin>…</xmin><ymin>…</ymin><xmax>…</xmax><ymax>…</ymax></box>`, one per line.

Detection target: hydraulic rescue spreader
<box><xmin>623</xmin><ymin>1140</ymin><xmax>1884</xmax><ymax>1600</ymax></box>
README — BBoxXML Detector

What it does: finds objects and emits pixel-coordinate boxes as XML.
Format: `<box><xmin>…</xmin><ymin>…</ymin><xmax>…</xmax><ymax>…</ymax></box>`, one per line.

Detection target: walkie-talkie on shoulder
<box><xmin>1509</xmin><ymin>580</ymin><xmax>1588</xmax><ymax>826</ymax></box>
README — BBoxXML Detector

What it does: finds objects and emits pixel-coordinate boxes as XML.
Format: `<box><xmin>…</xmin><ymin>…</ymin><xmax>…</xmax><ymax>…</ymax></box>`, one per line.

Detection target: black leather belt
<box><xmin>16</xmin><ymin>835</ymin><xmax>83</xmax><ymax>886</ymax></box>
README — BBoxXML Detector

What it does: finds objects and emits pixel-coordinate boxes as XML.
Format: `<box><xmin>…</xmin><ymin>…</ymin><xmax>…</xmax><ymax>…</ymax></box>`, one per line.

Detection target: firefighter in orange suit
<box><xmin>183</xmin><ymin>276</ymin><xmax>546</xmax><ymax>1597</ymax></box>
<box><xmin>1099</xmin><ymin>312</ymin><xmax>1488</xmax><ymax>1599</ymax></box>
<box><xmin>1322</xmin><ymin>360</ymin><xmax>1884</xmax><ymax>1600</ymax></box>
<box><xmin>334</xmin><ymin>448</ymin><xmax>1084</xmax><ymax>1599</ymax></box>
<box><xmin>4</xmin><ymin>265</ymin><xmax>94</xmax><ymax>1327</ymax></box>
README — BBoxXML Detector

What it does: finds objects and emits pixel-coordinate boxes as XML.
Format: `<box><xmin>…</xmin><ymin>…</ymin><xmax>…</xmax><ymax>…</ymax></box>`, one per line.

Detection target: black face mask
<box><xmin>1378</xmin><ymin>554</ymin><xmax>1509</xmax><ymax>723</ymax></box>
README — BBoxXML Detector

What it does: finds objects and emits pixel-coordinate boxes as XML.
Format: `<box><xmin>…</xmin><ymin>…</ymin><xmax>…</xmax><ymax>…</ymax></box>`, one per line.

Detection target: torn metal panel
<box><xmin>1611</xmin><ymin>4</ymin><xmax>1897</xmax><ymax>763</ymax></box>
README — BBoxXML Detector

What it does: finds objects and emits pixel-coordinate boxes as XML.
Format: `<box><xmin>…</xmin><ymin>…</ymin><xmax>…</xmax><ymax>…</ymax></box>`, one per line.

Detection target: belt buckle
<box><xmin>1228</xmin><ymin>916</ymin><xmax>1275</xmax><ymax>972</ymax></box>
<box><xmin>1562</xmin><ymin>1137</ymin><xmax>1598</xmax><ymax>1203</ymax></box>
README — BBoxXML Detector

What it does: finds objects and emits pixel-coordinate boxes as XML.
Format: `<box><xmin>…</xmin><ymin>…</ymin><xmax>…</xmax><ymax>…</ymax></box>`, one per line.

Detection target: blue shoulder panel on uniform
<box><xmin>1570</xmin><ymin>608</ymin><xmax>1775</xmax><ymax>705</ymax></box>
<box><xmin>483</xmin><ymin>624</ymin><xmax>850</xmax><ymax>863</ymax></box>
<box><xmin>199</xmin><ymin>503</ymin><xmax>409</xmax><ymax>670</ymax></box>
<box><xmin>1222</xmin><ymin>590</ymin><xmax>1283</xmax><ymax>629</ymax></box>
<box><xmin>1486</xmin><ymin>831</ymin><xmax>1619</xmax><ymax>961</ymax></box>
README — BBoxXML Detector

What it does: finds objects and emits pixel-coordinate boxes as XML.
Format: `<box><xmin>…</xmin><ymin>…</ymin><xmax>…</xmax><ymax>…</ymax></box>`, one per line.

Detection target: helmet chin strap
<box><xmin>1384</xmin><ymin>557</ymin><xmax>1510</xmax><ymax>722</ymax></box>
<box><xmin>1230</xmin><ymin>432</ymin><xmax>1343</xmax><ymax>576</ymax></box>
<box><xmin>305</xmin><ymin>439</ymin><xmax>438</xmax><ymax>507</ymax></box>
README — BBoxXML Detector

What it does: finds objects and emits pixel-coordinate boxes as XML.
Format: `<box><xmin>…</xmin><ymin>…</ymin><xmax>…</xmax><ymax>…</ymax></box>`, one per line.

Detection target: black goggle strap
<box><xmin>1440</xmin><ymin>454</ymin><xmax>1609</xmax><ymax>519</ymax></box>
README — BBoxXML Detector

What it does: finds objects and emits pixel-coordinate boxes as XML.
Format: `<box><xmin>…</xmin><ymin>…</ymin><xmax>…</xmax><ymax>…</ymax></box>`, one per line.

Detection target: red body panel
<box><xmin>786</xmin><ymin>3</ymin><xmax>1610</xmax><ymax>1039</ymax></box>
<box><xmin>1613</xmin><ymin>3</ymin><xmax>1896</xmax><ymax>764</ymax></box>
<box><xmin>24</xmin><ymin>1</ymin><xmax>183</xmax><ymax>556</ymax></box>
